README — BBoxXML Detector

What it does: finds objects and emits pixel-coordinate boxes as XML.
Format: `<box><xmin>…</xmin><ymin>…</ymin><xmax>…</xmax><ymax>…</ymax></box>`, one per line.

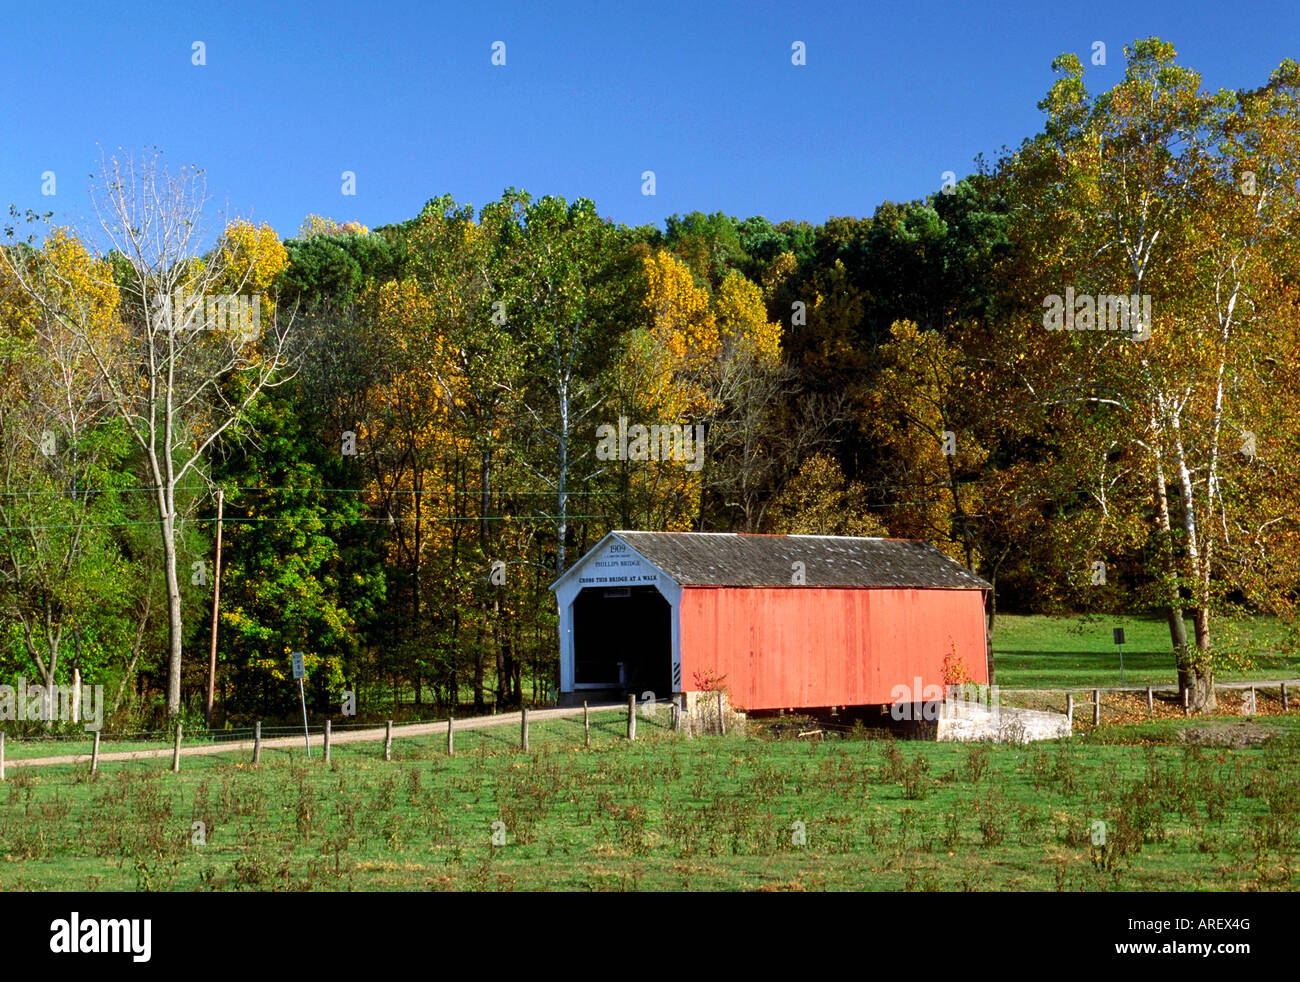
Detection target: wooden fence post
<box><xmin>91</xmin><ymin>731</ymin><xmax>101</xmax><ymax>775</ymax></box>
<box><xmin>675</xmin><ymin>696</ymin><xmax>684</xmax><ymax>734</ymax></box>
<box><xmin>627</xmin><ymin>694</ymin><xmax>636</xmax><ymax>741</ymax></box>
<box><xmin>384</xmin><ymin>720</ymin><xmax>393</xmax><ymax>761</ymax></box>
<box><xmin>521</xmin><ymin>707</ymin><xmax>529</xmax><ymax>751</ymax></box>
<box><xmin>1250</xmin><ymin>685</ymin><xmax>1257</xmax><ymax>716</ymax></box>
<box><xmin>718</xmin><ymin>690</ymin><xmax>726</xmax><ymax>735</ymax></box>
<box><xmin>583</xmin><ymin>701</ymin><xmax>589</xmax><ymax>749</ymax></box>
<box><xmin>172</xmin><ymin>722</ymin><xmax>182</xmax><ymax>773</ymax></box>
<box><xmin>1283</xmin><ymin>682</ymin><xmax>1290</xmax><ymax>712</ymax></box>
<box><xmin>253</xmin><ymin>721</ymin><xmax>261</xmax><ymax>765</ymax></box>
<box><xmin>1092</xmin><ymin>689</ymin><xmax>1100</xmax><ymax>727</ymax></box>
<box><xmin>1182</xmin><ymin>688</ymin><xmax>1190</xmax><ymax>717</ymax></box>
<box><xmin>1146</xmin><ymin>687</ymin><xmax>1154</xmax><ymax>713</ymax></box>
<box><xmin>1066</xmin><ymin>693</ymin><xmax>1073</xmax><ymax>721</ymax></box>
<box><xmin>447</xmin><ymin>716</ymin><xmax>454</xmax><ymax>757</ymax></box>
<box><xmin>323</xmin><ymin>719</ymin><xmax>331</xmax><ymax>763</ymax></box>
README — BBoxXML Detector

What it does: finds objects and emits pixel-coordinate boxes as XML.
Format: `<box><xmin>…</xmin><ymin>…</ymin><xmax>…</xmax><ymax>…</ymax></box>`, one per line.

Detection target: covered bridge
<box><xmin>549</xmin><ymin>531</ymin><xmax>992</xmax><ymax>712</ymax></box>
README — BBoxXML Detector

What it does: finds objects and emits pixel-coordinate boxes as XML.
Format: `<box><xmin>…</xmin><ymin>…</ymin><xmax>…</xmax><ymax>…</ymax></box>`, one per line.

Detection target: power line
<box><xmin>0</xmin><ymin>513</ymin><xmax>615</xmax><ymax>533</ymax></box>
<box><xmin>0</xmin><ymin>484</ymin><xmax>611</xmax><ymax>496</ymax></box>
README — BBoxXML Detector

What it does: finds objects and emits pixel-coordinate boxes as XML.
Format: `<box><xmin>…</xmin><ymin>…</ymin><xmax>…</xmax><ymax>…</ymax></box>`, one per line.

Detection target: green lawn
<box><xmin>2</xmin><ymin>704</ymin><xmax>1298</xmax><ymax>892</ymax></box>
<box><xmin>992</xmin><ymin>613</ymin><xmax>1300</xmax><ymax>689</ymax></box>
<box><xmin>3</xmin><ymin>613</ymin><xmax>1299</xmax><ymax>892</ymax></box>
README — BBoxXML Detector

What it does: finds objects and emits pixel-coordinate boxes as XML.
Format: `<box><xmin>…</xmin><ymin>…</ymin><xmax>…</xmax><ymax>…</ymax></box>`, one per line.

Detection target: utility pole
<box><xmin>205</xmin><ymin>487</ymin><xmax>224</xmax><ymax>729</ymax></box>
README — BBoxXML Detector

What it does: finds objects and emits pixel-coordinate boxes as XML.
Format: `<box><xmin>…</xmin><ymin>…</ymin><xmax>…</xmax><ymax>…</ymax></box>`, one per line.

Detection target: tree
<box><xmin>0</xmin><ymin>233</ymin><xmax>138</xmax><ymax>721</ymax></box>
<box><xmin>869</xmin><ymin>320</ymin><xmax>986</xmax><ymax>570</ymax></box>
<box><xmin>991</xmin><ymin>41</ymin><xmax>1300</xmax><ymax>709</ymax></box>
<box><xmin>404</xmin><ymin>194</ymin><xmax>530</xmax><ymax>707</ymax></box>
<box><xmin>768</xmin><ymin>453</ymin><xmax>887</xmax><ymax>537</ymax></box>
<box><xmin>503</xmin><ymin>194</ymin><xmax>625</xmax><ymax>574</ymax></box>
<box><xmin>211</xmin><ymin>394</ymin><xmax>372</xmax><ymax>718</ymax></box>
<box><xmin>2</xmin><ymin>151</ymin><xmax>295</xmax><ymax>715</ymax></box>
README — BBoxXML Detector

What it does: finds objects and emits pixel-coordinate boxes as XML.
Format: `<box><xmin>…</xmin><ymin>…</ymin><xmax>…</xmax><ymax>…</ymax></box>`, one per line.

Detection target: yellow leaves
<box><xmin>761</xmin><ymin>250</ymin><xmax>797</xmax><ymax>302</ymax></box>
<box><xmin>714</xmin><ymin>271</ymin><xmax>782</xmax><ymax>365</ymax></box>
<box><xmin>642</xmin><ymin>249</ymin><xmax>718</xmax><ymax>362</ymax></box>
<box><xmin>631</xmin><ymin>251</ymin><xmax>719</xmax><ymax>419</ymax></box>
<box><xmin>298</xmin><ymin>214</ymin><xmax>332</xmax><ymax>237</ymax></box>
<box><xmin>1</xmin><ymin>229</ymin><xmax>126</xmax><ymax>408</ymax></box>
<box><xmin>634</xmin><ymin>250</ymin><xmax>782</xmax><ymax>420</ymax></box>
<box><xmin>615</xmin><ymin>249</ymin><xmax>787</xmax><ymax>530</ymax></box>
<box><xmin>297</xmin><ymin>214</ymin><xmax>370</xmax><ymax>238</ymax></box>
<box><xmin>368</xmin><ymin>277</ymin><xmax>436</xmax><ymax>331</ymax></box>
<box><xmin>353</xmin><ymin>278</ymin><xmax>476</xmax><ymax>569</ymax></box>
<box><xmin>1</xmin><ymin>255</ymin><xmax>41</xmax><ymax>344</ymax></box>
<box><xmin>216</xmin><ymin>220</ymin><xmax>288</xmax><ymax>296</ymax></box>
<box><xmin>41</xmin><ymin>228</ymin><xmax>121</xmax><ymax>331</ymax></box>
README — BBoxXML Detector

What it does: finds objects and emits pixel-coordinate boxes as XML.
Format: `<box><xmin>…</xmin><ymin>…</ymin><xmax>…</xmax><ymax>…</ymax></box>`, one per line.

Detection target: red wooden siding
<box><xmin>678</xmin><ymin>586</ymin><xmax>988</xmax><ymax>710</ymax></box>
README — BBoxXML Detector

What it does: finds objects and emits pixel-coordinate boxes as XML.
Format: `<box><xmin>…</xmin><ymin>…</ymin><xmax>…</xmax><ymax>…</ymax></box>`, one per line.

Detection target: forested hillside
<box><xmin>3</xmin><ymin>39</ymin><xmax>1298</xmax><ymax>724</ymax></box>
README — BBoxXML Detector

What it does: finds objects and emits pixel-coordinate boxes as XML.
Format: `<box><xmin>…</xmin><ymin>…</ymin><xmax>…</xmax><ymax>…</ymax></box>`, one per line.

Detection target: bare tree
<box><xmin>704</xmin><ymin>351</ymin><xmax>850</xmax><ymax>532</ymax></box>
<box><xmin>2</xmin><ymin>150</ymin><xmax>295</xmax><ymax>716</ymax></box>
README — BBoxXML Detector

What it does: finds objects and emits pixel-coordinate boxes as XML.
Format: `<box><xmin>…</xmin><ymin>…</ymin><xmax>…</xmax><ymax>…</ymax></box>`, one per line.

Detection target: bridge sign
<box><xmin>290</xmin><ymin>651</ymin><xmax>309</xmax><ymax>757</ymax></box>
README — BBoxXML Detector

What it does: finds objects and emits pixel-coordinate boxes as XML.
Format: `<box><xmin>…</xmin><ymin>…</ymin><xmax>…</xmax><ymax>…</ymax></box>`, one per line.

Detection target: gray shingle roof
<box><xmin>611</xmin><ymin>531</ymin><xmax>991</xmax><ymax>590</ymax></box>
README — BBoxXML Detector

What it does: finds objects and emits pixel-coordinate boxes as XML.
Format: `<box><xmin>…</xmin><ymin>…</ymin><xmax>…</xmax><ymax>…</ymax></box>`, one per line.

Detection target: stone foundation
<box><xmin>679</xmin><ymin>690</ymin><xmax>745</xmax><ymax>736</ymax></box>
<box><xmin>936</xmin><ymin>700</ymin><xmax>1071</xmax><ymax>743</ymax></box>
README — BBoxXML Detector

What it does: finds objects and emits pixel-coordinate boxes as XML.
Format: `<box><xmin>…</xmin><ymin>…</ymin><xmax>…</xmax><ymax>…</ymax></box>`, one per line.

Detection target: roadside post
<box><xmin>292</xmin><ymin>651</ymin><xmax>310</xmax><ymax>758</ymax></box>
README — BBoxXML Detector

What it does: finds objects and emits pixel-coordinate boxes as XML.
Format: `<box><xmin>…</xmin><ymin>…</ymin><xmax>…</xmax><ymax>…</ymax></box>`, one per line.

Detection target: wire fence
<box><xmin>0</xmin><ymin>711</ymin><xmax>537</xmax><ymax>747</ymax></box>
<box><xmin>0</xmin><ymin>701</ymin><xmax>651</xmax><ymax>774</ymax></box>
<box><xmin>0</xmin><ymin>698</ymin><xmax>644</xmax><ymax>748</ymax></box>
<box><xmin>7</xmin><ymin>677</ymin><xmax>1296</xmax><ymax>765</ymax></box>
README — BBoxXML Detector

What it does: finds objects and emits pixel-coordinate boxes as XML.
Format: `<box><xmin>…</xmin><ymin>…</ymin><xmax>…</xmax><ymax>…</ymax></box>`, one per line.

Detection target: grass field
<box><xmin>992</xmin><ymin>613</ymin><xmax>1300</xmax><ymax>689</ymax></box>
<box><xmin>2</xmin><ymin>613</ymin><xmax>1298</xmax><ymax>892</ymax></box>
<box><xmin>2</xmin><ymin>706</ymin><xmax>1299</xmax><ymax>892</ymax></box>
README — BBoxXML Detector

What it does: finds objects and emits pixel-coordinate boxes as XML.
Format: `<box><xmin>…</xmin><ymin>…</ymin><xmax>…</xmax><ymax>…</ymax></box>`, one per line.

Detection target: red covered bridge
<box><xmin>550</xmin><ymin>531</ymin><xmax>992</xmax><ymax>711</ymax></box>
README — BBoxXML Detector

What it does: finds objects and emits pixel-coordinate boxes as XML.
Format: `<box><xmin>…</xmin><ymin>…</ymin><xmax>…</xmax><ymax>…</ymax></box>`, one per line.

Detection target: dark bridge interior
<box><xmin>572</xmin><ymin>585</ymin><xmax>671</xmax><ymax>699</ymax></box>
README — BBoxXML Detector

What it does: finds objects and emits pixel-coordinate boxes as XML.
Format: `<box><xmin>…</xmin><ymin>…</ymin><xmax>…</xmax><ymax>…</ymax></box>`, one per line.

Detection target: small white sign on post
<box><xmin>291</xmin><ymin>651</ymin><xmax>309</xmax><ymax>757</ymax></box>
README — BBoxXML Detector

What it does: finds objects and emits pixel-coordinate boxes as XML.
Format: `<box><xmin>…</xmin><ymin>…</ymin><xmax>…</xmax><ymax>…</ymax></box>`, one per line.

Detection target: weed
<box><xmin>964</xmin><ymin>745</ymin><xmax>990</xmax><ymax>784</ymax></box>
<box><xmin>901</xmin><ymin>757</ymin><xmax>931</xmax><ymax>800</ymax></box>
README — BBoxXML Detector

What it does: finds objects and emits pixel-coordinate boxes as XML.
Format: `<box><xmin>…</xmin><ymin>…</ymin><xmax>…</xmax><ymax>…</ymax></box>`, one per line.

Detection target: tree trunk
<box><xmin>149</xmin><ymin>439</ymin><xmax>184</xmax><ymax>718</ymax></box>
<box><xmin>1187</xmin><ymin>668</ymin><xmax>1215</xmax><ymax>715</ymax></box>
<box><xmin>1151</xmin><ymin>446</ymin><xmax>1192</xmax><ymax>692</ymax></box>
<box><xmin>556</xmin><ymin>365</ymin><xmax>569</xmax><ymax>575</ymax></box>
<box><xmin>1171</xmin><ymin>417</ymin><xmax>1216</xmax><ymax>712</ymax></box>
<box><xmin>1189</xmin><ymin>608</ymin><xmax>1216</xmax><ymax>712</ymax></box>
<box><xmin>413</xmin><ymin>464</ymin><xmax>422</xmax><ymax>708</ymax></box>
<box><xmin>984</xmin><ymin>588</ymin><xmax>996</xmax><ymax>685</ymax></box>
<box><xmin>163</xmin><ymin>528</ymin><xmax>184</xmax><ymax>715</ymax></box>
<box><xmin>473</xmin><ymin>633</ymin><xmax>486</xmax><ymax>712</ymax></box>
<box><xmin>23</xmin><ymin>616</ymin><xmax>61</xmax><ymax>726</ymax></box>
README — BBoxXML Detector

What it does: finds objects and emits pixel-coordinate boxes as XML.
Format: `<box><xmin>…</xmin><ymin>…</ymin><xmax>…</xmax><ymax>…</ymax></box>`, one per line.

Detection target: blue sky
<box><xmin>2</xmin><ymin>0</ymin><xmax>1298</xmax><ymax>242</ymax></box>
